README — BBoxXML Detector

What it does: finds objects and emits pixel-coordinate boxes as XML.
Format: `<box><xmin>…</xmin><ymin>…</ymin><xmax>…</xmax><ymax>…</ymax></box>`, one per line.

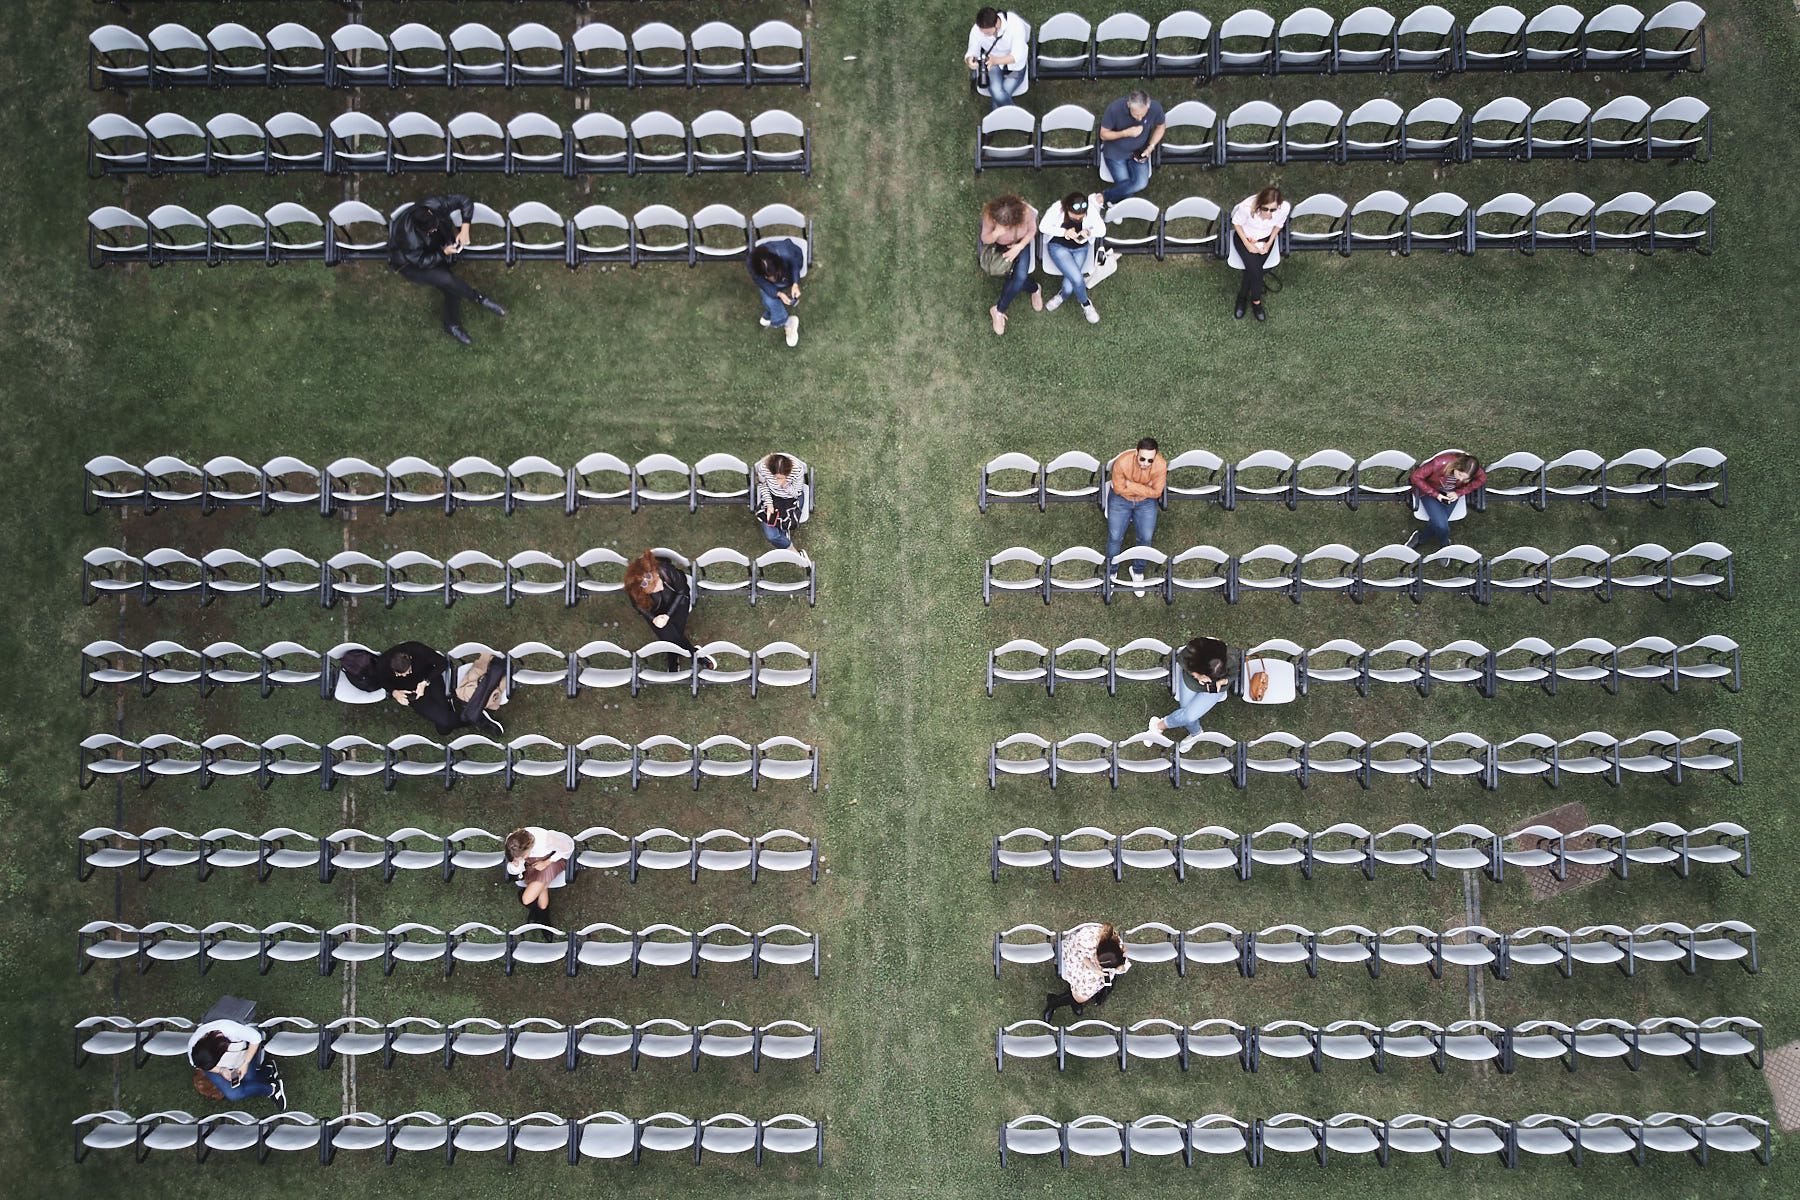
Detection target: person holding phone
<box><xmin>964</xmin><ymin>8</ymin><xmax>1027</xmax><ymax>109</ymax></box>
<box><xmin>749</xmin><ymin>240</ymin><xmax>806</xmax><ymax>348</ymax></box>
<box><xmin>1229</xmin><ymin>186</ymin><xmax>1291</xmax><ymax>322</ymax></box>
<box><xmin>390</xmin><ymin>194</ymin><xmax>506</xmax><ymax>346</ymax></box>
<box><xmin>1099</xmin><ymin>90</ymin><xmax>1166</xmax><ymax>206</ymax></box>
<box><xmin>505</xmin><ymin>826</ymin><xmax>576</xmax><ymax>911</ymax></box>
<box><xmin>755</xmin><ymin>452</ymin><xmax>810</xmax><ymax>549</ymax></box>
<box><xmin>1406</xmin><ymin>451</ymin><xmax>1487</xmax><ymax>553</ymax></box>
<box><xmin>624</xmin><ymin>549</ymin><xmax>715</xmax><ymax>673</ymax></box>
<box><xmin>979</xmin><ymin>194</ymin><xmax>1042</xmax><ymax>336</ymax></box>
<box><xmin>188</xmin><ymin>1019</ymin><xmax>285</xmax><ymax>1109</ymax></box>
<box><xmin>1040</xmin><ymin>191</ymin><xmax>1107</xmax><ymax>324</ymax></box>
<box><xmin>1042</xmin><ymin>921</ymin><xmax>1131</xmax><ymax>1022</ymax></box>
<box><xmin>1150</xmin><ymin>636</ymin><xmax>1233</xmax><ymax>741</ymax></box>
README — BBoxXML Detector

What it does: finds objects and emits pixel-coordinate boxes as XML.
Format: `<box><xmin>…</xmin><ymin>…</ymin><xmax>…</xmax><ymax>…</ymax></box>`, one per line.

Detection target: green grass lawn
<box><xmin>3</xmin><ymin>0</ymin><xmax>1798</xmax><ymax>1196</ymax></box>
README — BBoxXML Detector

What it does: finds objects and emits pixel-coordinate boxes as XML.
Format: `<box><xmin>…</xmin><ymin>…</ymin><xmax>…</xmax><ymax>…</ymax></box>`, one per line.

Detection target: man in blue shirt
<box><xmin>1098</xmin><ymin>90</ymin><xmax>1166</xmax><ymax>207</ymax></box>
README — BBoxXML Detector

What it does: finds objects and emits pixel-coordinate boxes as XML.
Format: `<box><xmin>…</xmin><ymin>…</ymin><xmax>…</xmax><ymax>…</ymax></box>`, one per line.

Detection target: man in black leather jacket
<box><xmin>389</xmin><ymin>194</ymin><xmax>507</xmax><ymax>346</ymax></box>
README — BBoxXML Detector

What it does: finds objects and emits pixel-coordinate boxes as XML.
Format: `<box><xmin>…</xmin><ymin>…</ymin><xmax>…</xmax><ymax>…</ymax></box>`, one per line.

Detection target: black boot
<box><xmin>478</xmin><ymin>294</ymin><xmax>507</xmax><ymax>318</ymax></box>
<box><xmin>1234</xmin><ymin>297</ymin><xmax>1247</xmax><ymax>320</ymax></box>
<box><xmin>1252</xmin><ymin>300</ymin><xmax>1267</xmax><ymax>322</ymax></box>
<box><xmin>1041</xmin><ymin>993</ymin><xmax>1060</xmax><ymax>1023</ymax></box>
<box><xmin>445</xmin><ymin>323</ymin><xmax>472</xmax><ymax>346</ymax></box>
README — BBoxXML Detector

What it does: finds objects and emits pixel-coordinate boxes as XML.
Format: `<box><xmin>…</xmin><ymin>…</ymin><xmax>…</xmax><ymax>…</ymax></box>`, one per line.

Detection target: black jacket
<box><xmin>368</xmin><ymin>641</ymin><xmax>449</xmax><ymax>693</ymax></box>
<box><xmin>389</xmin><ymin>195</ymin><xmax>474</xmax><ymax>272</ymax></box>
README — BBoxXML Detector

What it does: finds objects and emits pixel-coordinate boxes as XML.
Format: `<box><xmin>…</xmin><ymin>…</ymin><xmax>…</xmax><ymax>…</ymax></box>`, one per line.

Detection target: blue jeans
<box><xmin>209</xmin><ymin>1049</ymin><xmax>276</xmax><ymax>1101</ymax></box>
<box><xmin>757</xmin><ymin>283</ymin><xmax>790</xmax><ymax>326</ymax></box>
<box><xmin>1101</xmin><ymin>154</ymin><xmax>1151</xmax><ymax>204</ymax></box>
<box><xmin>1415</xmin><ymin>494</ymin><xmax>1454</xmax><ymax>552</ymax></box>
<box><xmin>760</xmin><ymin>521</ymin><xmax>792</xmax><ymax>549</ymax></box>
<box><xmin>976</xmin><ymin>67</ymin><xmax>1026</xmax><ymax>108</ymax></box>
<box><xmin>1105</xmin><ymin>496</ymin><xmax>1159</xmax><ymax>562</ymax></box>
<box><xmin>1164</xmin><ymin>671</ymin><xmax>1229</xmax><ymax>735</ymax></box>
<box><xmin>1045</xmin><ymin>241</ymin><xmax>1092</xmax><ymax>306</ymax></box>
<box><xmin>994</xmin><ymin>249</ymin><xmax>1038</xmax><ymax>313</ymax></box>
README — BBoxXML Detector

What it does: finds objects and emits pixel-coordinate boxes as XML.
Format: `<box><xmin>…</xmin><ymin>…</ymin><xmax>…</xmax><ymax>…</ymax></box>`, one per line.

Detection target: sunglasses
<box><xmin>1137</xmin><ymin>454</ymin><xmax>1155</xmax><ymax>465</ymax></box>
<box><xmin>1069</xmin><ymin>200</ymin><xmax>1089</xmax><ymax>213</ymax></box>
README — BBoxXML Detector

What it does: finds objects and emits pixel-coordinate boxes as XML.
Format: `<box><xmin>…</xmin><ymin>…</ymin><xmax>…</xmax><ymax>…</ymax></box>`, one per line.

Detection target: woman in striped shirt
<box><xmin>755</xmin><ymin>452</ymin><xmax>810</xmax><ymax>550</ymax></box>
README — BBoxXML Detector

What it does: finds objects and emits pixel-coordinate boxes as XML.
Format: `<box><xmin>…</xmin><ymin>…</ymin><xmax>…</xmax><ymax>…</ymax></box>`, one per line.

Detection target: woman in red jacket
<box><xmin>1406</xmin><ymin>451</ymin><xmax>1486</xmax><ymax>553</ymax></box>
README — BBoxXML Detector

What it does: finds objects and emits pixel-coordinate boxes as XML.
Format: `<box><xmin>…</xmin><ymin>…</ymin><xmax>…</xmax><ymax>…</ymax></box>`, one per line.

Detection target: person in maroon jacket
<box><xmin>1405</xmin><ymin>451</ymin><xmax>1486</xmax><ymax>553</ymax></box>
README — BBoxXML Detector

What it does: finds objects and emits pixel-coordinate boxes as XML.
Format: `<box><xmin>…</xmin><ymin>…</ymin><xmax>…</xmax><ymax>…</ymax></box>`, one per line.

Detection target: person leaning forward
<box><xmin>389</xmin><ymin>194</ymin><xmax>507</xmax><ymax>346</ymax></box>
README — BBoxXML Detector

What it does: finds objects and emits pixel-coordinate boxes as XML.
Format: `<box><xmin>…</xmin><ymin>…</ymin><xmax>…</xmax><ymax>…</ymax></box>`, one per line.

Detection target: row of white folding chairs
<box><xmin>988</xmin><ymin>634</ymin><xmax>1741</xmax><ymax>697</ymax></box>
<box><xmin>75</xmin><ymin>1109</ymin><xmax>823</xmax><ymax>1166</ymax></box>
<box><xmin>88</xmin><ymin>199</ymin><xmax>812</xmax><ymax>269</ymax></box>
<box><xmin>77</xmin><ymin>1015</ymin><xmax>822</xmax><ymax>1072</ymax></box>
<box><xmin>975</xmin><ymin>95</ymin><xmax>1708</xmax><ymax>171</ymax></box>
<box><xmin>82</xmin><ymin>544</ymin><xmax>817</xmax><ymax>607</ymax></box>
<box><xmin>1016</xmin><ymin>4</ymin><xmax>1707</xmax><ymax>80</ymax></box>
<box><xmin>85</xmin><ymin>450</ymin><xmax>815</xmax><ymax>515</ymax></box>
<box><xmin>82</xmin><ymin>639</ymin><xmax>819</xmax><ymax>699</ymax></box>
<box><xmin>995</xmin><ymin>1015</ymin><xmax>1764</xmax><ymax>1072</ymax></box>
<box><xmin>88</xmin><ymin>20</ymin><xmax>811</xmax><ymax>90</ymax></box>
<box><xmin>78</xmin><ymin>825</ymin><xmax>819</xmax><ymax>884</ymax></box>
<box><xmin>79</xmin><ymin>919</ymin><xmax>822</xmax><ymax>978</ymax></box>
<box><xmin>89</xmin><ymin>108</ymin><xmax>811</xmax><ymax>178</ymax></box>
<box><xmin>999</xmin><ymin>1110</ymin><xmax>1766</xmax><ymax>1169</ymax></box>
<box><xmin>78</xmin><ymin>732</ymin><xmax>822</xmax><ymax>792</ymax></box>
<box><xmin>980</xmin><ymin>446</ymin><xmax>1727</xmax><ymax>510</ymax></box>
<box><xmin>990</xmin><ymin>820</ymin><xmax>1750</xmax><ymax>881</ymax></box>
<box><xmin>983</xmin><ymin>541</ymin><xmax>1736</xmax><ymax>604</ymax></box>
<box><xmin>989</xmin><ymin>728</ymin><xmax>1743</xmax><ymax>789</ymax></box>
<box><xmin>994</xmin><ymin>919</ymin><xmax>1760</xmax><ymax>978</ymax></box>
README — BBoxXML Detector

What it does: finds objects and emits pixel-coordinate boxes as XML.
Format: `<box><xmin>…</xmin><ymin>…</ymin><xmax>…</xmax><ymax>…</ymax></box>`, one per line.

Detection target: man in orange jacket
<box><xmin>1105</xmin><ymin>437</ymin><xmax>1167</xmax><ymax>584</ymax></box>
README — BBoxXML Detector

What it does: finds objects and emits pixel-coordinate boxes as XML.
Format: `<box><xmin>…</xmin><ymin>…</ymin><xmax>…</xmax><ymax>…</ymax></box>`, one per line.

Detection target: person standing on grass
<box><xmin>749</xmin><ymin>240</ymin><xmax>806</xmax><ymax>348</ymax></box>
<box><xmin>1149</xmin><ymin>636</ymin><xmax>1232</xmax><ymax>743</ymax></box>
<box><xmin>188</xmin><ymin>1019</ymin><xmax>285</xmax><ymax>1110</ymax></box>
<box><xmin>1040</xmin><ymin>192</ymin><xmax>1107</xmax><ymax>324</ymax></box>
<box><xmin>964</xmin><ymin>7</ymin><xmax>1028</xmax><ymax>109</ymax></box>
<box><xmin>755</xmin><ymin>452</ymin><xmax>810</xmax><ymax>550</ymax></box>
<box><xmin>389</xmin><ymin>193</ymin><xmax>506</xmax><ymax>346</ymax></box>
<box><xmin>1099</xmin><ymin>90</ymin><xmax>1166</xmax><ymax>207</ymax></box>
<box><xmin>625</xmin><ymin>549</ymin><xmax>715</xmax><ymax>673</ymax></box>
<box><xmin>1106</xmin><ymin>437</ymin><xmax>1166</xmax><ymax>583</ymax></box>
<box><xmin>980</xmin><ymin>194</ymin><xmax>1042</xmax><ymax>336</ymax></box>
<box><xmin>505</xmin><ymin>826</ymin><xmax>576</xmax><ymax>911</ymax></box>
<box><xmin>1042</xmin><ymin>921</ymin><xmax>1130</xmax><ymax>1022</ymax></box>
<box><xmin>1229</xmin><ymin>186</ymin><xmax>1290</xmax><ymax>323</ymax></box>
<box><xmin>1405</xmin><ymin>451</ymin><xmax>1486</xmax><ymax>553</ymax></box>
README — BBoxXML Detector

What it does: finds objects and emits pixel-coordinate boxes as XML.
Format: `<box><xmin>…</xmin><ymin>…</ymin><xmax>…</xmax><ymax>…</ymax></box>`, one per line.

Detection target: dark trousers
<box><xmin>1233</xmin><ymin>233</ymin><xmax>1270</xmax><ymax>303</ymax></box>
<box><xmin>994</xmin><ymin>249</ymin><xmax>1039</xmax><ymax>314</ymax></box>
<box><xmin>639</xmin><ymin>595</ymin><xmax>697</xmax><ymax>669</ymax></box>
<box><xmin>1043</xmin><ymin>983</ymin><xmax>1111</xmax><ymax>1019</ymax></box>
<box><xmin>400</xmin><ymin>265</ymin><xmax>481</xmax><ymax>329</ymax></box>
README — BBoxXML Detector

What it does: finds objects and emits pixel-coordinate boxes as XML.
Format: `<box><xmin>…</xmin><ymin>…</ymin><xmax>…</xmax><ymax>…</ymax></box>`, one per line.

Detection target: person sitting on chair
<box><xmin>1042</xmin><ymin>921</ymin><xmax>1130</xmax><ymax>1021</ymax></box>
<box><xmin>1150</xmin><ymin>636</ymin><xmax>1232</xmax><ymax>742</ymax></box>
<box><xmin>625</xmin><ymin>550</ymin><xmax>716</xmax><ymax>673</ymax></box>
<box><xmin>755</xmin><ymin>452</ymin><xmax>811</xmax><ymax>550</ymax></box>
<box><xmin>1099</xmin><ymin>90</ymin><xmax>1166</xmax><ymax>207</ymax></box>
<box><xmin>1229</xmin><ymin>186</ymin><xmax>1290</xmax><ymax>323</ymax></box>
<box><xmin>964</xmin><ymin>7</ymin><xmax>1028</xmax><ymax>109</ymax></box>
<box><xmin>749</xmin><ymin>240</ymin><xmax>806</xmax><ymax>348</ymax></box>
<box><xmin>1406</xmin><ymin>451</ymin><xmax>1487</xmax><ymax>553</ymax></box>
<box><xmin>1040</xmin><ymin>191</ymin><xmax>1107</xmax><ymax>324</ymax></box>
<box><xmin>979</xmin><ymin>194</ymin><xmax>1042</xmax><ymax>336</ymax></box>
<box><xmin>505</xmin><ymin>826</ymin><xmax>575</xmax><ymax>911</ymax></box>
<box><xmin>389</xmin><ymin>194</ymin><xmax>506</xmax><ymax>346</ymax></box>
<box><xmin>188</xmin><ymin>1019</ymin><xmax>284</xmax><ymax>1110</ymax></box>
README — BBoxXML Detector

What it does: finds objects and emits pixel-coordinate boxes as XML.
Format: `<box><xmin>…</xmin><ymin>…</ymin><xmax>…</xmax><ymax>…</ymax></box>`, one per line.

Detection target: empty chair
<box><xmin>1654</xmin><ymin>190</ymin><xmax>1716</xmax><ymax>254</ymax></box>
<box><xmin>749</xmin><ymin>20</ymin><xmax>811</xmax><ymax>87</ymax></box>
<box><xmin>1152</xmin><ymin>11</ymin><xmax>1214</xmax><ymax>77</ymax></box>
<box><xmin>1528</xmin><ymin>97</ymin><xmax>1593</xmax><ymax>160</ymax></box>
<box><xmin>1344</xmin><ymin>99</ymin><xmax>1403</xmax><ymax>161</ymax></box>
<box><xmin>1039</xmin><ymin>104</ymin><xmax>1097</xmax><ymax>169</ymax></box>
<box><xmin>1215</xmin><ymin>10</ymin><xmax>1276</xmax><ymax>75</ymax></box>
<box><xmin>1647</xmin><ymin>96</ymin><xmax>1712</xmax><ymax>161</ymax></box>
<box><xmin>389</xmin><ymin>23</ymin><xmax>451</xmax><ymax>88</ymax></box>
<box><xmin>1644</xmin><ymin>2</ymin><xmax>1708</xmax><ymax>71</ymax></box>
<box><xmin>1395</xmin><ymin>5</ymin><xmax>1459</xmax><ymax>71</ymax></box>
<box><xmin>631</xmin><ymin>111</ymin><xmax>691</xmax><ymax>176</ymax></box>
<box><xmin>1465</xmin><ymin>5</ymin><xmax>1527</xmax><ymax>70</ymax></box>
<box><xmin>507</xmin><ymin>23</ymin><xmax>567</xmax><ymax>88</ymax></box>
<box><xmin>1095</xmin><ymin>14</ymin><xmax>1153</xmax><ymax>76</ymax></box>
<box><xmin>1524</xmin><ymin>5</ymin><xmax>1585</xmax><ymax>68</ymax></box>
<box><xmin>1159</xmin><ymin>196</ymin><xmax>1222</xmax><ymax>256</ymax></box>
<box><xmin>1282</xmin><ymin>100</ymin><xmax>1344</xmax><ymax>163</ymax></box>
<box><xmin>1337</xmin><ymin>7</ymin><xmax>1398</xmax><ymax>71</ymax></box>
<box><xmin>630</xmin><ymin>22</ymin><xmax>690</xmax><ymax>87</ymax></box>
<box><xmin>572</xmin><ymin>24</ymin><xmax>630</xmax><ymax>87</ymax></box>
<box><xmin>1222</xmin><ymin>101</ymin><xmax>1281</xmax><ymax>163</ymax></box>
<box><xmin>1284</xmin><ymin>193</ymin><xmax>1348</xmax><ymax>254</ymax></box>
<box><xmin>1531</xmin><ymin>192</ymin><xmax>1596</xmax><ymax>253</ymax></box>
<box><xmin>1276</xmin><ymin>8</ymin><xmax>1336</xmax><ymax>73</ymax></box>
<box><xmin>448</xmin><ymin>23</ymin><xmax>507</xmax><ymax>88</ymax></box>
<box><xmin>1032</xmin><ymin>13</ymin><xmax>1094</xmax><ymax>79</ymax></box>
<box><xmin>1589</xmin><ymin>96</ymin><xmax>1653</xmax><ymax>159</ymax></box>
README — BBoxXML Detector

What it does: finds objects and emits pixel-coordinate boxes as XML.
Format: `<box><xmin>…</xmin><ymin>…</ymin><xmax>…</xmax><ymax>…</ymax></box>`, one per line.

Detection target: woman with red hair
<box><xmin>624</xmin><ymin>550</ymin><xmax>711</xmax><ymax>672</ymax></box>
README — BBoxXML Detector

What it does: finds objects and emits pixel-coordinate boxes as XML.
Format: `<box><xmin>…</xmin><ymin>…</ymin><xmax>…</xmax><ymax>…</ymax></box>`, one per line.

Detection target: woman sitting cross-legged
<box><xmin>505</xmin><ymin>826</ymin><xmax>575</xmax><ymax>911</ymax></box>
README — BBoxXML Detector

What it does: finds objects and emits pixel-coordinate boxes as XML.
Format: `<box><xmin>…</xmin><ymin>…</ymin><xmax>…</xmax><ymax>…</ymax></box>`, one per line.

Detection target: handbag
<box><xmin>978</xmin><ymin>241</ymin><xmax>1014</xmax><ymax>277</ymax></box>
<box><xmin>1246</xmin><ymin>658</ymin><xmax>1270</xmax><ymax>703</ymax></box>
<box><xmin>192</xmin><ymin>1069</ymin><xmax>224</xmax><ymax>1101</ymax></box>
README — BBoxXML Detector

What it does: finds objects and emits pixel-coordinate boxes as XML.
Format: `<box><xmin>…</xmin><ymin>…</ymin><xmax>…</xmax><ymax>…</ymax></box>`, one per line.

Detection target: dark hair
<box><xmin>623</xmin><ymin>550</ymin><xmax>664</xmax><ymax>614</ymax></box>
<box><xmin>410</xmin><ymin>203</ymin><xmax>450</xmax><ymax>241</ymax></box>
<box><xmin>977</xmin><ymin>7</ymin><xmax>1002</xmax><ymax>28</ymax></box>
<box><xmin>1253</xmin><ymin>185</ymin><xmax>1285</xmax><ymax>212</ymax></box>
<box><xmin>1095</xmin><ymin>923</ymin><xmax>1126</xmax><ymax>969</ymax></box>
<box><xmin>750</xmin><ymin>244</ymin><xmax>792</xmax><ymax>284</ymax></box>
<box><xmin>387</xmin><ymin>649</ymin><xmax>414</xmax><ymax>677</ymax></box>
<box><xmin>765</xmin><ymin>453</ymin><xmax>794</xmax><ymax>478</ymax></box>
<box><xmin>1182</xmin><ymin>637</ymin><xmax>1229</xmax><ymax>680</ymax></box>
<box><xmin>191</xmin><ymin>1031</ymin><xmax>229</xmax><ymax>1071</ymax></box>
<box><xmin>1136</xmin><ymin>437</ymin><xmax>1159</xmax><ymax>454</ymax></box>
<box><xmin>1451</xmin><ymin>453</ymin><xmax>1480</xmax><ymax>476</ymax></box>
<box><xmin>1061</xmin><ymin>193</ymin><xmax>1090</xmax><ymax>225</ymax></box>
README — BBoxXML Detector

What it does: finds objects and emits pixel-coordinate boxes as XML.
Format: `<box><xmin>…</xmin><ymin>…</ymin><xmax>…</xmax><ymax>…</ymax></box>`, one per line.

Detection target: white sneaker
<box><xmin>1082</xmin><ymin>302</ymin><xmax>1100</xmax><ymax>324</ymax></box>
<box><xmin>1145</xmin><ymin>717</ymin><xmax>1172</xmax><ymax>747</ymax></box>
<box><xmin>759</xmin><ymin>317</ymin><xmax>773</xmax><ymax>328</ymax></box>
<box><xmin>1044</xmin><ymin>293</ymin><xmax>1064</xmax><ymax>312</ymax></box>
<box><xmin>1177</xmin><ymin>731</ymin><xmax>1204</xmax><ymax>755</ymax></box>
<box><xmin>784</xmin><ymin>315</ymin><xmax>799</xmax><ymax>347</ymax></box>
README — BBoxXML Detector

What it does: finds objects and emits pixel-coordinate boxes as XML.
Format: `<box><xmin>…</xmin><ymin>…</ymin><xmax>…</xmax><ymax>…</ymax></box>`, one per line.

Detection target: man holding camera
<box><xmin>1099</xmin><ymin>89</ymin><xmax>1167</xmax><ymax>207</ymax></box>
<box><xmin>964</xmin><ymin>7</ymin><xmax>1027</xmax><ymax>109</ymax></box>
<box><xmin>390</xmin><ymin>193</ymin><xmax>507</xmax><ymax>346</ymax></box>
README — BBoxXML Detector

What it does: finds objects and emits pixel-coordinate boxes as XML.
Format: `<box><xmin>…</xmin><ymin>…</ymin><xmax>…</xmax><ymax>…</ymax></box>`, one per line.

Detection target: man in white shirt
<box><xmin>964</xmin><ymin>8</ymin><xmax>1026</xmax><ymax>109</ymax></box>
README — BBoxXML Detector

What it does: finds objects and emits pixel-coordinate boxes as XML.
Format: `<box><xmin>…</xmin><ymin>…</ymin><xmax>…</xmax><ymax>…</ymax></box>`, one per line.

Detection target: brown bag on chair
<box><xmin>1247</xmin><ymin>659</ymin><xmax>1270</xmax><ymax>702</ymax></box>
<box><xmin>193</xmin><ymin>1069</ymin><xmax>224</xmax><ymax>1101</ymax></box>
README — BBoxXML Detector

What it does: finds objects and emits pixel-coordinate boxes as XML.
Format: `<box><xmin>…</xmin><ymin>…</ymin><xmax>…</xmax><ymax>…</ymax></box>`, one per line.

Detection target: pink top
<box><xmin>1060</xmin><ymin>922</ymin><xmax>1131</xmax><ymax>1002</ymax></box>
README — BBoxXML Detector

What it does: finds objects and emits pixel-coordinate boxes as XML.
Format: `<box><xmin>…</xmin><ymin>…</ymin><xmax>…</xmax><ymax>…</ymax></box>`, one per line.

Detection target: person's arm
<box><xmin>1140</xmin><ymin>119</ymin><xmax>1167</xmax><ymax>157</ymax></box>
<box><xmin>1099</xmin><ymin>117</ymin><xmax>1144</xmax><ymax>143</ymax></box>
<box><xmin>1456</xmin><ymin>463</ymin><xmax>1488</xmax><ymax>498</ymax></box>
<box><xmin>964</xmin><ymin>26</ymin><xmax>982</xmax><ymax>68</ymax></box>
<box><xmin>1410</xmin><ymin>457</ymin><xmax>1442</xmax><ymax>497</ymax></box>
<box><xmin>1147</xmin><ymin>457</ymin><xmax>1167</xmax><ymax>499</ymax></box>
<box><xmin>1110</xmin><ymin>456</ymin><xmax>1143</xmax><ymax>501</ymax></box>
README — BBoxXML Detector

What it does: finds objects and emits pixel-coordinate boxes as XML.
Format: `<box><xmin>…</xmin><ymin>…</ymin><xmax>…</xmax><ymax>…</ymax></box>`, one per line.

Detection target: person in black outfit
<box><xmin>389</xmin><ymin>194</ymin><xmax>507</xmax><ymax>346</ymax></box>
<box><xmin>357</xmin><ymin>641</ymin><xmax>459</xmax><ymax>736</ymax></box>
<box><xmin>624</xmin><ymin>550</ymin><xmax>715</xmax><ymax>673</ymax></box>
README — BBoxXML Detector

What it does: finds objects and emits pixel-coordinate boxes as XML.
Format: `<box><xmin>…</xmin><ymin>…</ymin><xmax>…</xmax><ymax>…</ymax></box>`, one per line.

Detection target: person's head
<box><xmin>976</xmin><ymin>7</ymin><xmax>1002</xmax><ymax>33</ymax></box>
<box><xmin>1252</xmin><ymin>186</ymin><xmax>1285</xmax><ymax>216</ymax></box>
<box><xmin>984</xmin><ymin>194</ymin><xmax>1028</xmax><ymax>228</ymax></box>
<box><xmin>1061</xmin><ymin>192</ymin><xmax>1091</xmax><ymax>222</ymax></box>
<box><xmin>1094</xmin><ymin>923</ymin><xmax>1126</xmax><ymax>969</ymax></box>
<box><xmin>1447</xmin><ymin>453</ymin><xmax>1480</xmax><ymax>484</ymax></box>
<box><xmin>387</xmin><ymin>648</ymin><xmax>415</xmax><ymax>679</ymax></box>
<box><xmin>1134</xmin><ymin>437</ymin><xmax>1159</xmax><ymax>467</ymax></box>
<box><xmin>339</xmin><ymin>648</ymin><xmax>377</xmax><ymax>679</ymax></box>
<box><xmin>1183</xmin><ymin>636</ymin><xmax>1229</xmax><ymax>682</ymax></box>
<box><xmin>505</xmin><ymin>828</ymin><xmax>534</xmax><ymax>863</ymax></box>
<box><xmin>765</xmin><ymin>452</ymin><xmax>794</xmax><ymax>482</ymax></box>
<box><xmin>749</xmin><ymin>244</ymin><xmax>790</xmax><ymax>284</ymax></box>
<box><xmin>409</xmin><ymin>202</ymin><xmax>451</xmax><ymax>241</ymax></box>
<box><xmin>1126</xmin><ymin>89</ymin><xmax>1153</xmax><ymax>120</ymax></box>
<box><xmin>623</xmin><ymin>550</ymin><xmax>664</xmax><ymax>613</ymax></box>
<box><xmin>190</xmin><ymin>1031</ymin><xmax>230</xmax><ymax>1072</ymax></box>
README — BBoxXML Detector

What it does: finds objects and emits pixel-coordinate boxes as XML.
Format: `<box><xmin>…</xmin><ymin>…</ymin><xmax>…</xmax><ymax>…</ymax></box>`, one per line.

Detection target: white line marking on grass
<box><xmin>340</xmin><ymin>511</ymin><xmax>357</xmax><ymax>1115</ymax></box>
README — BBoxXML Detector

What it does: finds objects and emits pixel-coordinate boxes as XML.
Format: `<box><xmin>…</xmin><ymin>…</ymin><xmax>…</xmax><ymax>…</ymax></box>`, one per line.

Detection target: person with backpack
<box><xmin>188</xmin><ymin>1017</ymin><xmax>285</xmax><ymax>1109</ymax></box>
<box><xmin>754</xmin><ymin>452</ymin><xmax>811</xmax><ymax>549</ymax></box>
<box><xmin>1042</xmin><ymin>921</ymin><xmax>1131</xmax><ymax>1021</ymax></box>
<box><xmin>389</xmin><ymin>193</ymin><xmax>507</xmax><ymax>346</ymax></box>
